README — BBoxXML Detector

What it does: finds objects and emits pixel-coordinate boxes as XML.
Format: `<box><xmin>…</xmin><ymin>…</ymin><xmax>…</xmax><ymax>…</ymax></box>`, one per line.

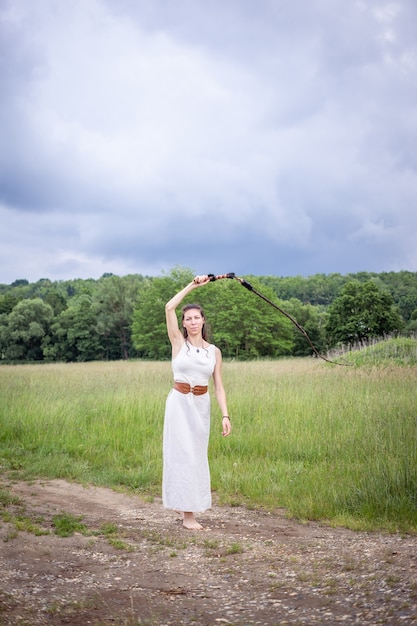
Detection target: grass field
<box><xmin>1</xmin><ymin>344</ymin><xmax>416</xmax><ymax>533</ymax></box>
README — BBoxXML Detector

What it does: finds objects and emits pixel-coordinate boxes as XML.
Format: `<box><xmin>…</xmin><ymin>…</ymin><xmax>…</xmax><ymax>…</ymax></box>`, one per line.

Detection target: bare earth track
<box><xmin>1</xmin><ymin>478</ymin><xmax>417</xmax><ymax>625</ymax></box>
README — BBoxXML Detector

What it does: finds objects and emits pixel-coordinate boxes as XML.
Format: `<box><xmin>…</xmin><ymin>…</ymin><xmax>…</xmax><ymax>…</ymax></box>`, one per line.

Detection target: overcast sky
<box><xmin>1</xmin><ymin>0</ymin><xmax>416</xmax><ymax>283</ymax></box>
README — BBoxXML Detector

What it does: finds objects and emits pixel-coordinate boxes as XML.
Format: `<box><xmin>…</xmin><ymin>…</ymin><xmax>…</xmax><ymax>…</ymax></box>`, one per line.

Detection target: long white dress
<box><xmin>162</xmin><ymin>341</ymin><xmax>216</xmax><ymax>512</ymax></box>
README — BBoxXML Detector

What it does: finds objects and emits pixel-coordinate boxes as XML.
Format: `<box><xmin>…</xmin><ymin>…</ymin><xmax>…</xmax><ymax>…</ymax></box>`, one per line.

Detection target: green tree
<box><xmin>93</xmin><ymin>274</ymin><xmax>143</xmax><ymax>359</ymax></box>
<box><xmin>396</xmin><ymin>291</ymin><xmax>417</xmax><ymax>322</ymax></box>
<box><xmin>10</xmin><ymin>279</ymin><xmax>29</xmax><ymax>288</ymax></box>
<box><xmin>1</xmin><ymin>298</ymin><xmax>54</xmax><ymax>360</ymax></box>
<box><xmin>282</xmin><ymin>298</ymin><xmax>327</xmax><ymax>357</ymax></box>
<box><xmin>325</xmin><ymin>281</ymin><xmax>403</xmax><ymax>348</ymax></box>
<box><xmin>44</xmin><ymin>291</ymin><xmax>68</xmax><ymax>316</ymax></box>
<box><xmin>46</xmin><ymin>295</ymin><xmax>104</xmax><ymax>362</ymax></box>
<box><xmin>199</xmin><ymin>278</ymin><xmax>293</xmax><ymax>359</ymax></box>
<box><xmin>132</xmin><ymin>269</ymin><xmax>293</xmax><ymax>360</ymax></box>
<box><xmin>0</xmin><ymin>314</ymin><xmax>8</xmax><ymax>358</ymax></box>
<box><xmin>0</xmin><ymin>293</ymin><xmax>21</xmax><ymax>314</ymax></box>
<box><xmin>261</xmin><ymin>273</ymin><xmax>346</xmax><ymax>305</ymax></box>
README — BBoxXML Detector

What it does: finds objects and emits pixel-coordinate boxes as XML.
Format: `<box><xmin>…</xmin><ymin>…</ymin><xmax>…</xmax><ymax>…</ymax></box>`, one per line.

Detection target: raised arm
<box><xmin>165</xmin><ymin>275</ymin><xmax>211</xmax><ymax>355</ymax></box>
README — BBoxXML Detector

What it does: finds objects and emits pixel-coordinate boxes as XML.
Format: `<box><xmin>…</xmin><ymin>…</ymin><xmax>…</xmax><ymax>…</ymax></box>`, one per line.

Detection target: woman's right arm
<box><xmin>165</xmin><ymin>275</ymin><xmax>211</xmax><ymax>352</ymax></box>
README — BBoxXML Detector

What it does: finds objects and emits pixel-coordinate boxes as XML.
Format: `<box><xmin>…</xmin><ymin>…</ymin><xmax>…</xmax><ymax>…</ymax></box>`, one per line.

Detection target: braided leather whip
<box><xmin>207</xmin><ymin>272</ymin><xmax>349</xmax><ymax>366</ymax></box>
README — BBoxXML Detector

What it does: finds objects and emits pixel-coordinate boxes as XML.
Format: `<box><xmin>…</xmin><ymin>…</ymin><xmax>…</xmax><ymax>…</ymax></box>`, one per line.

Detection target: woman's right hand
<box><xmin>192</xmin><ymin>275</ymin><xmax>211</xmax><ymax>286</ymax></box>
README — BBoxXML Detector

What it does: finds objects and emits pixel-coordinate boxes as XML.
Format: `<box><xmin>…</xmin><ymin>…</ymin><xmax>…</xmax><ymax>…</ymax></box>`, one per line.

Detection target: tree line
<box><xmin>0</xmin><ymin>267</ymin><xmax>415</xmax><ymax>363</ymax></box>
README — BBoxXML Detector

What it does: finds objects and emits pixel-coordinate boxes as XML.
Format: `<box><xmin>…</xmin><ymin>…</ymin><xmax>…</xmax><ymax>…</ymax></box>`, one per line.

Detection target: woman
<box><xmin>163</xmin><ymin>274</ymin><xmax>232</xmax><ymax>529</ymax></box>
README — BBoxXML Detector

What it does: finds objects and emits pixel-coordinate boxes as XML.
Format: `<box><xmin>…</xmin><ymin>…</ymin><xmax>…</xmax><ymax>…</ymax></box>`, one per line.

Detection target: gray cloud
<box><xmin>1</xmin><ymin>0</ymin><xmax>416</xmax><ymax>283</ymax></box>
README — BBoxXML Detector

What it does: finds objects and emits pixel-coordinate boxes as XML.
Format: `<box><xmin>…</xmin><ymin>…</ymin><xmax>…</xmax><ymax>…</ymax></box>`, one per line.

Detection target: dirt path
<box><xmin>1</xmin><ymin>478</ymin><xmax>417</xmax><ymax>625</ymax></box>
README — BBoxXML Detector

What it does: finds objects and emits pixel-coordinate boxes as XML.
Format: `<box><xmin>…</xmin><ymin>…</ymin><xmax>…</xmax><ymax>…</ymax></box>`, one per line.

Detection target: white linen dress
<box><xmin>162</xmin><ymin>341</ymin><xmax>216</xmax><ymax>512</ymax></box>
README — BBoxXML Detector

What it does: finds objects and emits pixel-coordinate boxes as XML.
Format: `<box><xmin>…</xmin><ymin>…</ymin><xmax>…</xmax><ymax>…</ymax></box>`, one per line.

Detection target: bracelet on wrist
<box><xmin>222</xmin><ymin>415</ymin><xmax>230</xmax><ymax>420</ymax></box>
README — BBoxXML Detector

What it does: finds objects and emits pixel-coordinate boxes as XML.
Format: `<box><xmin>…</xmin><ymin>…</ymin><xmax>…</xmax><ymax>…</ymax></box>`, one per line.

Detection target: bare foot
<box><xmin>182</xmin><ymin>512</ymin><xmax>203</xmax><ymax>530</ymax></box>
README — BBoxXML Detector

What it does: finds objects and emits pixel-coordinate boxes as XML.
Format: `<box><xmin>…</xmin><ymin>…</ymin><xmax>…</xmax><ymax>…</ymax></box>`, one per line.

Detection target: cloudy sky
<box><xmin>1</xmin><ymin>0</ymin><xmax>416</xmax><ymax>283</ymax></box>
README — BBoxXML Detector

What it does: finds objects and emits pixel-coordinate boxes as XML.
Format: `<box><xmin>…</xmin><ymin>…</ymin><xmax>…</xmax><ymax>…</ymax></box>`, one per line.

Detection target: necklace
<box><xmin>187</xmin><ymin>340</ymin><xmax>204</xmax><ymax>352</ymax></box>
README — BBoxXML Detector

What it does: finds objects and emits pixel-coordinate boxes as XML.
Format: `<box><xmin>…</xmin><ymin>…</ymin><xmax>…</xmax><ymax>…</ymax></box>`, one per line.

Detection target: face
<box><xmin>182</xmin><ymin>308</ymin><xmax>205</xmax><ymax>337</ymax></box>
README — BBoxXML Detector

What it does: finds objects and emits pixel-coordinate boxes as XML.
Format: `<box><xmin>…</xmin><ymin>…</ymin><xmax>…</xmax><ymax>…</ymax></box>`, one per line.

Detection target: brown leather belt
<box><xmin>174</xmin><ymin>382</ymin><xmax>208</xmax><ymax>396</ymax></box>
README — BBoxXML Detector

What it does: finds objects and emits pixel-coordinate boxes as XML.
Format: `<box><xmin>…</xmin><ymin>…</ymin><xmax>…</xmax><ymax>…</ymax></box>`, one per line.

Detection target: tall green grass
<box><xmin>1</xmin><ymin>355</ymin><xmax>416</xmax><ymax>532</ymax></box>
<box><xmin>334</xmin><ymin>336</ymin><xmax>417</xmax><ymax>367</ymax></box>
<box><xmin>0</xmin><ymin>361</ymin><xmax>170</xmax><ymax>489</ymax></box>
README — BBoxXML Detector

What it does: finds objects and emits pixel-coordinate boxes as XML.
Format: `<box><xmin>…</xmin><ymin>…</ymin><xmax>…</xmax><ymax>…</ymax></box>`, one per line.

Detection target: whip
<box><xmin>207</xmin><ymin>272</ymin><xmax>349</xmax><ymax>366</ymax></box>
